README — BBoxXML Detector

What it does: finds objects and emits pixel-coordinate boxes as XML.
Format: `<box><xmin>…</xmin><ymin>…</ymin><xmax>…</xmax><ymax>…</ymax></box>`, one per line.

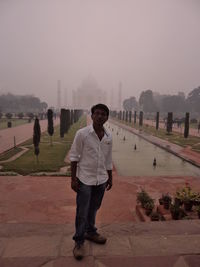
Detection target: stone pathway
<box><xmin>0</xmin><ymin>118</ymin><xmax>60</xmax><ymax>154</ymax></box>
<box><xmin>0</xmin><ymin>220</ymin><xmax>200</xmax><ymax>266</ymax></box>
<box><xmin>0</xmin><ymin>173</ymin><xmax>200</xmax><ymax>266</ymax></box>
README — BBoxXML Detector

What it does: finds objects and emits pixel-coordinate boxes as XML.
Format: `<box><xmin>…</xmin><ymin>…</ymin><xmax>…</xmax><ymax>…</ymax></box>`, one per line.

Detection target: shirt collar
<box><xmin>89</xmin><ymin>124</ymin><xmax>109</xmax><ymax>136</ymax></box>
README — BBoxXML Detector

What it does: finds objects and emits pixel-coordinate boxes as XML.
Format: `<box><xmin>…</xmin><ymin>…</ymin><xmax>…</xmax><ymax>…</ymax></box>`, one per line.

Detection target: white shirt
<box><xmin>69</xmin><ymin>124</ymin><xmax>112</xmax><ymax>185</ymax></box>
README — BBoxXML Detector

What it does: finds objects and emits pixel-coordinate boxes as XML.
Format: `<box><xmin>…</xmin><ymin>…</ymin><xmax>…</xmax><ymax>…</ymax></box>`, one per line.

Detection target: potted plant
<box><xmin>162</xmin><ymin>193</ymin><xmax>172</xmax><ymax>209</ymax></box>
<box><xmin>174</xmin><ymin>190</ymin><xmax>183</xmax><ymax>206</ymax></box>
<box><xmin>193</xmin><ymin>193</ymin><xmax>200</xmax><ymax>206</ymax></box>
<box><xmin>176</xmin><ymin>184</ymin><xmax>196</xmax><ymax>211</ymax></box>
<box><xmin>170</xmin><ymin>203</ymin><xmax>180</xmax><ymax>220</ymax></box>
<box><xmin>136</xmin><ymin>189</ymin><xmax>152</xmax><ymax>208</ymax></box>
<box><xmin>150</xmin><ymin>211</ymin><xmax>160</xmax><ymax>221</ymax></box>
<box><xmin>195</xmin><ymin>205</ymin><xmax>200</xmax><ymax>219</ymax></box>
<box><xmin>144</xmin><ymin>201</ymin><xmax>154</xmax><ymax>216</ymax></box>
<box><xmin>159</xmin><ymin>197</ymin><xmax>164</xmax><ymax>205</ymax></box>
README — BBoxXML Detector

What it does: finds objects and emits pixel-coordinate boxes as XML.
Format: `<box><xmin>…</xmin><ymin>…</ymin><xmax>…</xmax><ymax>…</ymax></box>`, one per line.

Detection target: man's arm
<box><xmin>106</xmin><ymin>169</ymin><xmax>112</xmax><ymax>191</ymax></box>
<box><xmin>71</xmin><ymin>161</ymin><xmax>79</xmax><ymax>192</ymax></box>
<box><xmin>69</xmin><ymin>130</ymin><xmax>83</xmax><ymax>192</ymax></box>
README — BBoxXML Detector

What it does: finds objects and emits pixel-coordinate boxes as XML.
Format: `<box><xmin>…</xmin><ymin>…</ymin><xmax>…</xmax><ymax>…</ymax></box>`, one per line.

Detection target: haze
<box><xmin>0</xmin><ymin>0</ymin><xmax>200</xmax><ymax>107</ymax></box>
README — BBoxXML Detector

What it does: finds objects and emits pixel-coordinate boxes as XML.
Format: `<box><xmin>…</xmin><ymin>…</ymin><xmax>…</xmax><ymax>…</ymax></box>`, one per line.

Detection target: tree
<box><xmin>184</xmin><ymin>113</ymin><xmax>190</xmax><ymax>138</ymax></box>
<box><xmin>5</xmin><ymin>113</ymin><xmax>13</xmax><ymax>119</ymax></box>
<box><xmin>18</xmin><ymin>112</ymin><xmax>24</xmax><ymax>119</ymax></box>
<box><xmin>60</xmin><ymin>109</ymin><xmax>65</xmax><ymax>138</ymax></box>
<box><xmin>162</xmin><ymin>95</ymin><xmax>186</xmax><ymax>112</ymax></box>
<box><xmin>167</xmin><ymin>112</ymin><xmax>173</xmax><ymax>134</ymax></box>
<box><xmin>186</xmin><ymin>86</ymin><xmax>200</xmax><ymax>112</ymax></box>
<box><xmin>47</xmin><ymin>109</ymin><xmax>54</xmax><ymax>146</ymax></box>
<box><xmin>139</xmin><ymin>111</ymin><xmax>143</xmax><ymax>126</ymax></box>
<box><xmin>123</xmin><ymin>97</ymin><xmax>138</xmax><ymax>111</ymax></box>
<box><xmin>139</xmin><ymin>90</ymin><xmax>157</xmax><ymax>112</ymax></box>
<box><xmin>156</xmin><ymin>112</ymin><xmax>159</xmax><ymax>130</ymax></box>
<box><xmin>27</xmin><ymin>112</ymin><xmax>34</xmax><ymax>120</ymax></box>
<box><xmin>0</xmin><ymin>93</ymin><xmax>48</xmax><ymax>113</ymax></box>
<box><xmin>33</xmin><ymin>117</ymin><xmax>41</xmax><ymax>162</ymax></box>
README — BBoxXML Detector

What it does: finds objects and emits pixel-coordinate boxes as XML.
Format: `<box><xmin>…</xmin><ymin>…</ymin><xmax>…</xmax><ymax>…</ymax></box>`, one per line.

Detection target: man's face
<box><xmin>91</xmin><ymin>108</ymin><xmax>108</xmax><ymax>126</ymax></box>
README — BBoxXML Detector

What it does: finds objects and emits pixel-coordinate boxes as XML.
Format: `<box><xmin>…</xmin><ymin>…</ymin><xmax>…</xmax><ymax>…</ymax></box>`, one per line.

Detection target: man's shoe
<box><xmin>73</xmin><ymin>243</ymin><xmax>84</xmax><ymax>260</ymax></box>
<box><xmin>85</xmin><ymin>233</ymin><xmax>107</xmax><ymax>244</ymax></box>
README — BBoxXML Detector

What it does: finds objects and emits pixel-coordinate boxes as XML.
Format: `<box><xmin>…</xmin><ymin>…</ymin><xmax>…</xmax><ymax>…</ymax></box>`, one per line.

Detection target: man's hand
<box><xmin>71</xmin><ymin>177</ymin><xmax>79</xmax><ymax>192</ymax></box>
<box><xmin>106</xmin><ymin>177</ymin><xmax>112</xmax><ymax>191</ymax></box>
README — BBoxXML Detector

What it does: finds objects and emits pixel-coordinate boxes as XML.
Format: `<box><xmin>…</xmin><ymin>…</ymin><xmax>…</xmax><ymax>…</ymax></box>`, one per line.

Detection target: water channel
<box><xmin>107</xmin><ymin>122</ymin><xmax>200</xmax><ymax>177</ymax></box>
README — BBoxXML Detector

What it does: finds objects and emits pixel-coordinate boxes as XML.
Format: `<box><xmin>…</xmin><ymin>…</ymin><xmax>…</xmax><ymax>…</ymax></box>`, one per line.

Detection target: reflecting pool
<box><xmin>107</xmin><ymin>123</ymin><xmax>200</xmax><ymax>177</ymax></box>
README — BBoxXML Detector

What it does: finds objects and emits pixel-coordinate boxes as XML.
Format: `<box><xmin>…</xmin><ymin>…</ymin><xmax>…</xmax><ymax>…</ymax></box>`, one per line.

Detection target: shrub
<box><xmin>5</xmin><ymin>113</ymin><xmax>13</xmax><ymax>119</ymax></box>
<box><xmin>137</xmin><ymin>189</ymin><xmax>153</xmax><ymax>208</ymax></box>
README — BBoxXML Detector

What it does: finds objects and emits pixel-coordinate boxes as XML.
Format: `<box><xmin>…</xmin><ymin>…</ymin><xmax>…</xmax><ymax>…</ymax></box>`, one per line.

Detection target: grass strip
<box><xmin>0</xmin><ymin>119</ymin><xmax>29</xmax><ymax>129</ymax></box>
<box><xmin>0</xmin><ymin>147</ymin><xmax>22</xmax><ymax>161</ymax></box>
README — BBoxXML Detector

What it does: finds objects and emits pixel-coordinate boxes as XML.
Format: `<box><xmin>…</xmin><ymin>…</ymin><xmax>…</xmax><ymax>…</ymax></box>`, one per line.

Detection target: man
<box><xmin>69</xmin><ymin>103</ymin><xmax>112</xmax><ymax>260</ymax></box>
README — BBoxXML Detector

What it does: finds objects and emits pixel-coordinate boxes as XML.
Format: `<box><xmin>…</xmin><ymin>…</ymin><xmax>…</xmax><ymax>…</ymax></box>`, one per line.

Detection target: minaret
<box><xmin>57</xmin><ymin>80</ymin><xmax>61</xmax><ymax>110</ymax></box>
<box><xmin>64</xmin><ymin>88</ymin><xmax>68</xmax><ymax>107</ymax></box>
<box><xmin>118</xmin><ymin>81</ymin><xmax>122</xmax><ymax>111</ymax></box>
<box><xmin>110</xmin><ymin>88</ymin><xmax>114</xmax><ymax>110</ymax></box>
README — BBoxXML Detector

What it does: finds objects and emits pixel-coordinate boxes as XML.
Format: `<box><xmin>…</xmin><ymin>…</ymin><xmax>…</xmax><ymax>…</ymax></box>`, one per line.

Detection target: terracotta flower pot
<box><xmin>174</xmin><ymin>198</ymin><xmax>182</xmax><ymax>207</ymax></box>
<box><xmin>171</xmin><ymin>212</ymin><xmax>179</xmax><ymax>220</ymax></box>
<box><xmin>145</xmin><ymin>209</ymin><xmax>152</xmax><ymax>216</ymax></box>
<box><xmin>163</xmin><ymin>201</ymin><xmax>171</xmax><ymax>209</ymax></box>
<box><xmin>184</xmin><ymin>201</ymin><xmax>193</xmax><ymax>211</ymax></box>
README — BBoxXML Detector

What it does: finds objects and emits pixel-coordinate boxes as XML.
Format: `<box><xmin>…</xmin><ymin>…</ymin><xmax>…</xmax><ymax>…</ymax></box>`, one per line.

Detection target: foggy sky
<box><xmin>0</xmin><ymin>0</ymin><xmax>200</xmax><ymax>107</ymax></box>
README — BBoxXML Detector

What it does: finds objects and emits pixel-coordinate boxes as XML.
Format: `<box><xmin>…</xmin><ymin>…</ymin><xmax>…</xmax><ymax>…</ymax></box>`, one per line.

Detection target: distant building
<box><xmin>57</xmin><ymin>80</ymin><xmax>61</xmax><ymax>110</ymax></box>
<box><xmin>72</xmin><ymin>77</ymin><xmax>106</xmax><ymax>110</ymax></box>
<box><xmin>118</xmin><ymin>81</ymin><xmax>122</xmax><ymax>111</ymax></box>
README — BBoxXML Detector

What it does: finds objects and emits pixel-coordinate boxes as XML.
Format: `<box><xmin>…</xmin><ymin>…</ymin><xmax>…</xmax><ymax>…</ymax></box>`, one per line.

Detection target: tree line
<box><xmin>0</xmin><ymin>93</ymin><xmax>48</xmax><ymax>113</ymax></box>
<box><xmin>123</xmin><ymin>86</ymin><xmax>200</xmax><ymax>115</ymax></box>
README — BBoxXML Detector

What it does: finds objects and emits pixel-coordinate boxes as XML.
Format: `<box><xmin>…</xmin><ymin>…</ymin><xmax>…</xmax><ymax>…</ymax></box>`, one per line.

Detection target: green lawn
<box><xmin>0</xmin><ymin>147</ymin><xmax>22</xmax><ymax>161</ymax></box>
<box><xmin>0</xmin><ymin>118</ymin><xmax>29</xmax><ymax>129</ymax></box>
<box><xmin>1</xmin><ymin>116</ymin><xmax>86</xmax><ymax>175</ymax></box>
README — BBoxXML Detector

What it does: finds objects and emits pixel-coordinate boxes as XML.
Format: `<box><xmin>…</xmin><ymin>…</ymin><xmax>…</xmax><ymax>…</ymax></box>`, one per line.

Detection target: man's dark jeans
<box><xmin>73</xmin><ymin>180</ymin><xmax>106</xmax><ymax>245</ymax></box>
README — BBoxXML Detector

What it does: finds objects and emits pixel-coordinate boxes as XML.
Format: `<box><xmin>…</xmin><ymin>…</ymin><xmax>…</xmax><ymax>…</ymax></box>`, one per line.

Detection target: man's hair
<box><xmin>91</xmin><ymin>103</ymin><xmax>109</xmax><ymax>117</ymax></box>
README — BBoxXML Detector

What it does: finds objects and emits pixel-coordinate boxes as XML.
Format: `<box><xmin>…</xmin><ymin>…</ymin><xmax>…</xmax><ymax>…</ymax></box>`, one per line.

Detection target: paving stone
<box><xmin>0</xmin><ymin>257</ymin><xmax>52</xmax><ymax>267</ymax></box>
<box><xmin>42</xmin><ymin>260</ymin><xmax>55</xmax><ymax>267</ymax></box>
<box><xmin>130</xmin><ymin>234</ymin><xmax>200</xmax><ymax>256</ymax></box>
<box><xmin>53</xmin><ymin>256</ymin><xmax>94</xmax><ymax>267</ymax></box>
<box><xmin>133</xmin><ymin>220</ymin><xmax>200</xmax><ymax>236</ymax></box>
<box><xmin>95</xmin><ymin>260</ymin><xmax>107</xmax><ymax>267</ymax></box>
<box><xmin>0</xmin><ymin>223</ymin><xmax>66</xmax><ymax>237</ymax></box>
<box><xmin>2</xmin><ymin>235</ymin><xmax>61</xmax><ymax>257</ymax></box>
<box><xmin>184</xmin><ymin>255</ymin><xmax>200</xmax><ymax>267</ymax></box>
<box><xmin>92</xmin><ymin>235</ymin><xmax>132</xmax><ymax>256</ymax></box>
<box><xmin>173</xmin><ymin>256</ymin><xmax>189</xmax><ymax>267</ymax></box>
<box><xmin>94</xmin><ymin>255</ymin><xmax>178</xmax><ymax>267</ymax></box>
<box><xmin>60</xmin><ymin>236</ymin><xmax>91</xmax><ymax>256</ymax></box>
<box><xmin>0</xmin><ymin>238</ymin><xmax>8</xmax><ymax>256</ymax></box>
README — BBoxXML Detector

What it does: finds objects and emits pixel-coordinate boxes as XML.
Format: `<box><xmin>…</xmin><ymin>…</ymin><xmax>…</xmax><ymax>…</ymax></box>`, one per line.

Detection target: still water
<box><xmin>107</xmin><ymin>123</ymin><xmax>200</xmax><ymax>177</ymax></box>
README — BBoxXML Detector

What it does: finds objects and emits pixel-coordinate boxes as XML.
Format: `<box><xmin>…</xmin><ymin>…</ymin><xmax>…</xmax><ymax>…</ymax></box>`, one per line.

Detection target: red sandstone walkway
<box><xmin>0</xmin><ymin>173</ymin><xmax>200</xmax><ymax>266</ymax></box>
<box><xmin>0</xmin><ymin>118</ymin><xmax>59</xmax><ymax>154</ymax></box>
<box><xmin>0</xmin><ymin>172</ymin><xmax>200</xmax><ymax>224</ymax></box>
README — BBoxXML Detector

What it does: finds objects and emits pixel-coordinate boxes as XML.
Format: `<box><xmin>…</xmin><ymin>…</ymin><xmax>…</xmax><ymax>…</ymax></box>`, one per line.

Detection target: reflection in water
<box><xmin>106</xmin><ymin>122</ymin><xmax>200</xmax><ymax>177</ymax></box>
